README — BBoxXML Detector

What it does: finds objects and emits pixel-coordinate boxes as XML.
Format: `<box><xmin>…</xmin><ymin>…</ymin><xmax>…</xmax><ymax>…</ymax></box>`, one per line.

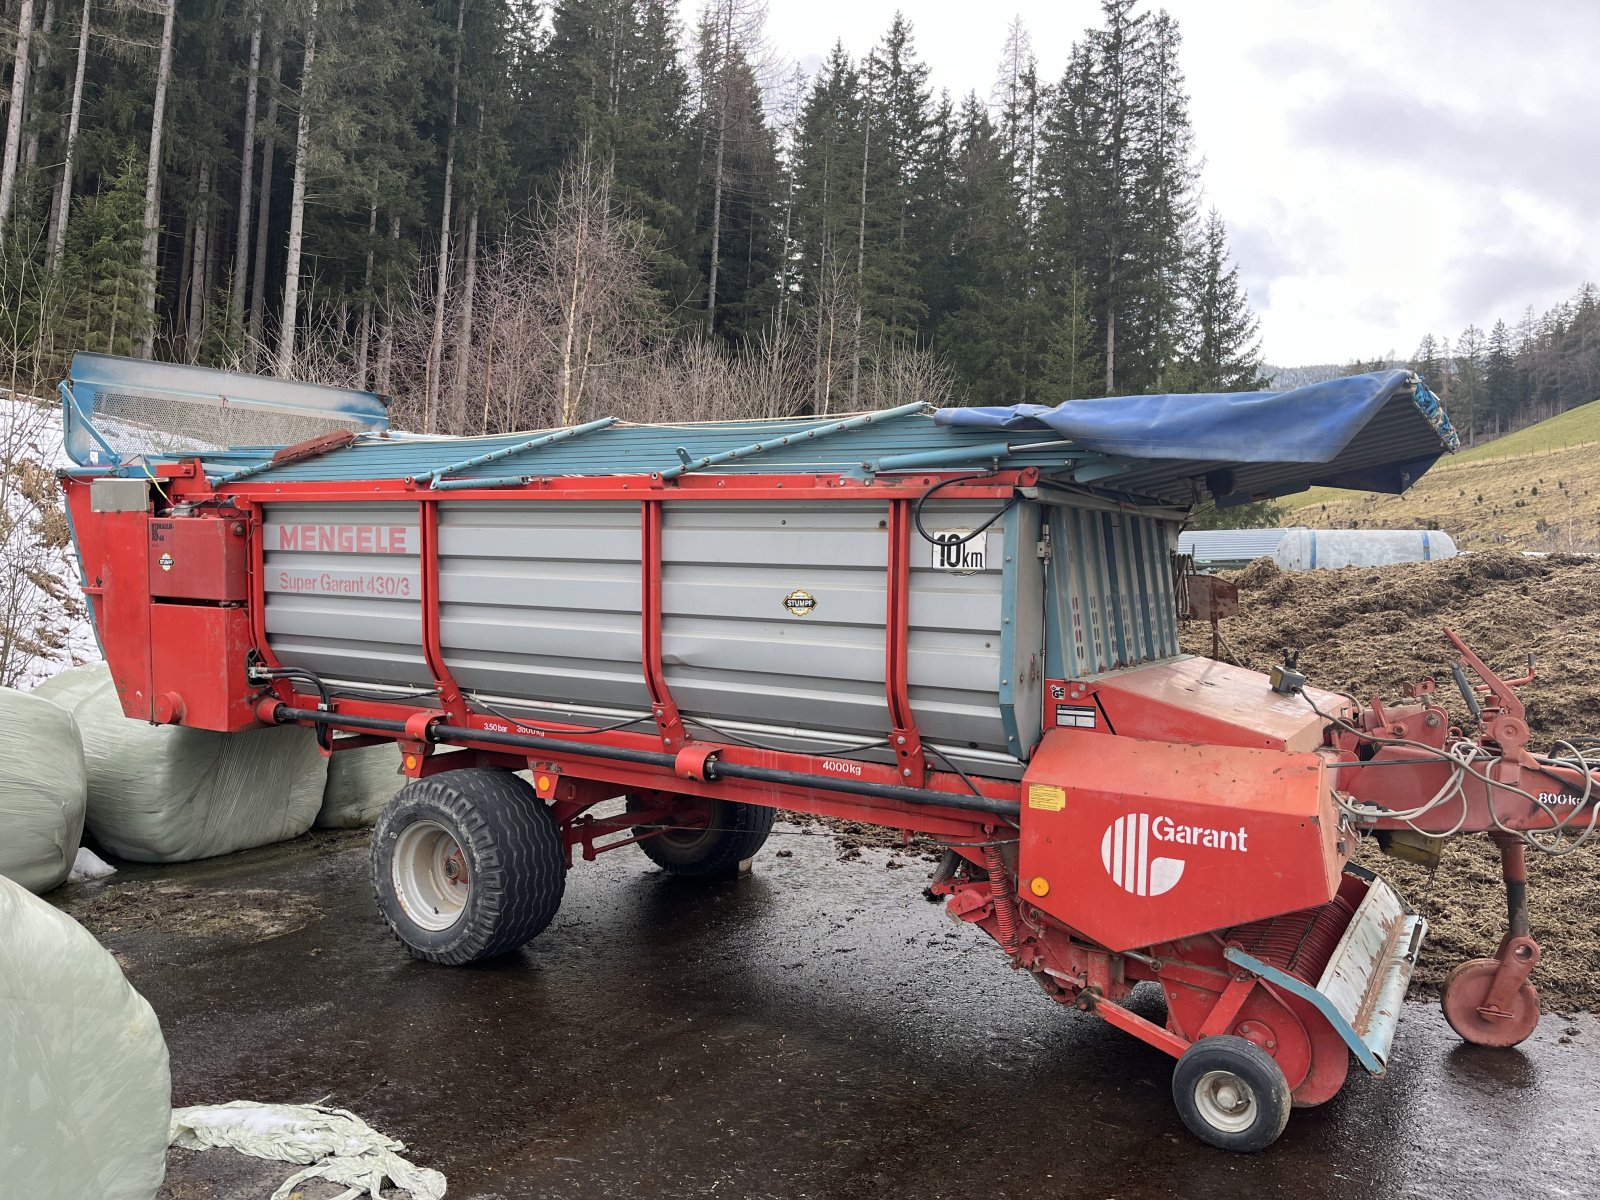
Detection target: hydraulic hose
<box><xmin>268</xmin><ymin>705</ymin><xmax>1020</xmax><ymax>819</ymax></box>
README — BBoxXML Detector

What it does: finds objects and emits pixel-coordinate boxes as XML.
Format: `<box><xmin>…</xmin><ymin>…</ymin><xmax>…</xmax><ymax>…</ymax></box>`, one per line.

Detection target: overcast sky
<box><xmin>731</xmin><ymin>0</ymin><xmax>1598</xmax><ymax>366</ymax></box>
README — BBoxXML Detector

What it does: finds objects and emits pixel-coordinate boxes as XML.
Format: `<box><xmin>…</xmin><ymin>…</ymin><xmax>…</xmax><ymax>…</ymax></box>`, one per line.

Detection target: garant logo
<box><xmin>1100</xmin><ymin>813</ymin><xmax>1249</xmax><ymax>898</ymax></box>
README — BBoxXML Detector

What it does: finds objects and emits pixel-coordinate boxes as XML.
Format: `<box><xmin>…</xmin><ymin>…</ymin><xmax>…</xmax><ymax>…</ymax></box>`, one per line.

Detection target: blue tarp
<box><xmin>934</xmin><ymin>370</ymin><xmax>1458</xmax><ymax>498</ymax></box>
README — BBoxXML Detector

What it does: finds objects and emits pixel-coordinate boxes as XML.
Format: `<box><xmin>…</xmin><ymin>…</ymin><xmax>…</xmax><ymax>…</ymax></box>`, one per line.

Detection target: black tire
<box><xmin>1171</xmin><ymin>1035</ymin><xmax>1292</xmax><ymax>1153</ymax></box>
<box><xmin>372</xmin><ymin>768</ymin><xmax>565</xmax><ymax>965</ymax></box>
<box><xmin>628</xmin><ymin>795</ymin><xmax>775</xmax><ymax>877</ymax></box>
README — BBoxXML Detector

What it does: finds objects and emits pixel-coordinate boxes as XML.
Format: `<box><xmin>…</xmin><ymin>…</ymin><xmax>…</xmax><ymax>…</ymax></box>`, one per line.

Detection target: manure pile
<box><xmin>1191</xmin><ymin>552</ymin><xmax>1600</xmax><ymax>1011</ymax></box>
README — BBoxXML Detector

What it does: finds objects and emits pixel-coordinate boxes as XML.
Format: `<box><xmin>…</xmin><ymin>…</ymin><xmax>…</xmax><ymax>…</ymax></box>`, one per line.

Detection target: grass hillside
<box><xmin>1284</xmin><ymin>398</ymin><xmax>1600</xmax><ymax>551</ymax></box>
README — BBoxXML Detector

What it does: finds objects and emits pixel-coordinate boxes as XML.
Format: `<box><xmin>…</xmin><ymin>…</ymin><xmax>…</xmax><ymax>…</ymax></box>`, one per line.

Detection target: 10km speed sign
<box><xmin>928</xmin><ymin>529</ymin><xmax>998</xmax><ymax>574</ymax></box>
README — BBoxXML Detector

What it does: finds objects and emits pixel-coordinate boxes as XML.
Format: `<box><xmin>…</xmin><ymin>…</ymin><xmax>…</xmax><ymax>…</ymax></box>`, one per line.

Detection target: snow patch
<box><xmin>1</xmin><ymin>394</ymin><xmax>100</xmax><ymax>689</ymax></box>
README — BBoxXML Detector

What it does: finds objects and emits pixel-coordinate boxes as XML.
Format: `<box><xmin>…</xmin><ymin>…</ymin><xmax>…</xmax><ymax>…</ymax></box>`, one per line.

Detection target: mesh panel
<box><xmin>92</xmin><ymin>390</ymin><xmax>372</xmax><ymax>459</ymax></box>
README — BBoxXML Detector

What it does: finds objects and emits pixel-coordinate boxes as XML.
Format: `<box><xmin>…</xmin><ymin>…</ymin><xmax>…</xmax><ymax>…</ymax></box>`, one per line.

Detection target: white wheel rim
<box><xmin>392</xmin><ymin>820</ymin><xmax>470</xmax><ymax>932</ymax></box>
<box><xmin>1193</xmin><ymin>1069</ymin><xmax>1257</xmax><ymax>1134</ymax></box>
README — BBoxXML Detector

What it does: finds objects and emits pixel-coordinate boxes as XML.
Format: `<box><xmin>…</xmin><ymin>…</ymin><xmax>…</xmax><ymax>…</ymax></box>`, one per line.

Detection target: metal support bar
<box><xmin>659</xmin><ymin>401</ymin><xmax>927</xmax><ymax>480</ymax></box>
<box><xmin>1196</xmin><ymin>974</ymin><xmax>1258</xmax><ymax>1039</ymax></box>
<box><xmin>1092</xmin><ymin>994</ymin><xmax>1193</xmax><ymax>1059</ymax></box>
<box><xmin>59</xmin><ymin>380</ymin><xmax>125</xmax><ymax>465</ymax></box>
<box><xmin>210</xmin><ymin>429</ymin><xmax>360</xmax><ymax>486</ymax></box>
<box><xmin>429</xmin><ymin>473</ymin><xmax>541</xmax><ymax>491</ymax></box>
<box><xmin>1072</xmin><ymin>457</ymin><xmax>1136</xmax><ymax>484</ymax></box>
<box><xmin>424</xmin><ymin>416</ymin><xmax>617</xmax><ymax>487</ymax></box>
<box><xmin>868</xmin><ymin>441</ymin><xmax>1013</xmax><ymax>471</ymax></box>
<box><xmin>267</xmin><ymin>705</ymin><xmax>1020</xmax><ymax>817</ymax></box>
<box><xmin>884</xmin><ymin>500</ymin><xmax>927</xmax><ymax>785</ymax></box>
<box><xmin>640</xmin><ymin>499</ymin><xmax>687</xmax><ymax>750</ymax></box>
<box><xmin>865</xmin><ymin>440</ymin><xmax>1075</xmax><ymax>473</ymax></box>
<box><xmin>417</xmin><ymin>501</ymin><xmax>469</xmax><ymax>721</ymax></box>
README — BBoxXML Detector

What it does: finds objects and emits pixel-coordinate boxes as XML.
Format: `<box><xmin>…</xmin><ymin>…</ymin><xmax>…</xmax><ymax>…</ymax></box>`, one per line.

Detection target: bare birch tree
<box><xmin>0</xmin><ymin>0</ymin><xmax>38</xmax><ymax>245</ymax></box>
<box><xmin>273</xmin><ymin>0</ymin><xmax>319</xmax><ymax>377</ymax></box>
<box><xmin>355</xmin><ymin>200</ymin><xmax>377</xmax><ymax>386</ymax></box>
<box><xmin>21</xmin><ymin>0</ymin><xmax>53</xmax><ymax>177</ymax></box>
<box><xmin>135</xmin><ymin>0</ymin><xmax>177</xmax><ymax>358</ymax></box>
<box><xmin>375</xmin><ymin>213</ymin><xmax>398</xmax><ymax>393</ymax></box>
<box><xmin>184</xmin><ymin>162</ymin><xmax>211</xmax><ymax>359</ymax></box>
<box><xmin>228</xmin><ymin>8</ymin><xmax>262</xmax><ymax>345</ymax></box>
<box><xmin>423</xmin><ymin>0</ymin><xmax>465</xmax><ymax>431</ymax></box>
<box><xmin>247</xmin><ymin>41</ymin><xmax>283</xmax><ymax>365</ymax></box>
<box><xmin>696</xmin><ymin>0</ymin><xmax>771</xmax><ymax>336</ymax></box>
<box><xmin>448</xmin><ymin>202</ymin><xmax>478</xmax><ymax>431</ymax></box>
<box><xmin>46</xmin><ymin>0</ymin><xmax>93</xmax><ymax>272</ymax></box>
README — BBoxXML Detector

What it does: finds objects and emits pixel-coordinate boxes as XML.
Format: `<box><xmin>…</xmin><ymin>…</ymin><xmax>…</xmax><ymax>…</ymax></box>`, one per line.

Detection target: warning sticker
<box><xmin>1056</xmin><ymin>704</ymin><xmax>1098</xmax><ymax>729</ymax></box>
<box><xmin>783</xmin><ymin>589</ymin><xmax>817</xmax><ymax>617</ymax></box>
<box><xmin>1028</xmin><ymin>784</ymin><xmax>1067</xmax><ymax>811</ymax></box>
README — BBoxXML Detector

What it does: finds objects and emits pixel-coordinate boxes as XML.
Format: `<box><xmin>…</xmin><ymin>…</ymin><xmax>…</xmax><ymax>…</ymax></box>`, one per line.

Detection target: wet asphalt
<box><xmin>82</xmin><ymin>823</ymin><xmax>1600</xmax><ymax>1200</ymax></box>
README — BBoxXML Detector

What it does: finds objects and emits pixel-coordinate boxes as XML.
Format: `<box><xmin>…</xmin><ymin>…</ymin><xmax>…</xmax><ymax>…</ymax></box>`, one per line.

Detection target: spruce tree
<box><xmin>1132</xmin><ymin>9</ymin><xmax>1196</xmax><ymax>389</ymax></box>
<box><xmin>1039</xmin><ymin>265</ymin><xmax>1099</xmax><ymax>402</ymax></box>
<box><xmin>1453</xmin><ymin>324</ymin><xmax>1486</xmax><ymax>440</ymax></box>
<box><xmin>861</xmin><ymin>13</ymin><xmax>932</xmax><ymax>349</ymax></box>
<box><xmin>1038</xmin><ymin>1</ymin><xmax>1199</xmax><ymax>396</ymax></box>
<box><xmin>790</xmin><ymin>42</ymin><xmax>864</xmax><ymax>409</ymax></box>
<box><xmin>934</xmin><ymin>94</ymin><xmax>1035</xmax><ymax>402</ymax></box>
<box><xmin>1485</xmin><ymin>318</ymin><xmax>1517</xmax><ymax>434</ymax></box>
<box><xmin>1175</xmin><ymin>210</ymin><xmax>1263</xmax><ymax>392</ymax></box>
<box><xmin>58</xmin><ymin>155</ymin><xmax>156</xmax><ymax>357</ymax></box>
<box><xmin>1409</xmin><ymin>333</ymin><xmax>1443</xmax><ymax>391</ymax></box>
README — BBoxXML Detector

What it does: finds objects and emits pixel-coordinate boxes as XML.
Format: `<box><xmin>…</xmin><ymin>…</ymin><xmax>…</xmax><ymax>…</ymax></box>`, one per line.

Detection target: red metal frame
<box><xmin>884</xmin><ymin>500</ymin><xmax>926</xmax><ymax>785</ymax></box>
<box><xmin>640</xmin><ymin>499</ymin><xmax>687</xmax><ymax>750</ymax></box>
<box><xmin>60</xmin><ymin>455</ymin><xmax>1600</xmax><ymax>1115</ymax></box>
<box><xmin>418</xmin><ymin>499</ymin><xmax>469</xmax><ymax>722</ymax></box>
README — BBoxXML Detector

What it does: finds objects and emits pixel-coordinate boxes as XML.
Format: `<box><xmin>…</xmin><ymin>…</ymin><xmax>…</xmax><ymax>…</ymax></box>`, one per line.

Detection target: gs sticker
<box><xmin>783</xmin><ymin>589</ymin><xmax>817</xmax><ymax>617</ymax></box>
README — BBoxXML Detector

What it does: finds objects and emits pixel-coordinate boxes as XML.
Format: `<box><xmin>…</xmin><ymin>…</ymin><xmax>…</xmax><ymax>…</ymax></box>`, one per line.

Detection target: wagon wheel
<box><xmin>1440</xmin><ymin>957</ymin><xmax>1541</xmax><ymax>1047</ymax></box>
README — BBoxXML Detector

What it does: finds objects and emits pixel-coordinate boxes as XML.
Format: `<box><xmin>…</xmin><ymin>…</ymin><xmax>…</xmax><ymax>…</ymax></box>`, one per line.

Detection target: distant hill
<box><xmin>1282</xmin><ymin>397</ymin><xmax>1600</xmax><ymax>551</ymax></box>
<box><xmin>1449</xmin><ymin>399</ymin><xmax>1600</xmax><ymax>463</ymax></box>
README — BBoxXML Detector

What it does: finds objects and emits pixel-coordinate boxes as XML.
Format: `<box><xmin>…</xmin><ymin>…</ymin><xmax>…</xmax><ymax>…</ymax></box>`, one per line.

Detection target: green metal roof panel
<box><xmin>197</xmin><ymin>410</ymin><xmax>1114</xmax><ymax>487</ymax></box>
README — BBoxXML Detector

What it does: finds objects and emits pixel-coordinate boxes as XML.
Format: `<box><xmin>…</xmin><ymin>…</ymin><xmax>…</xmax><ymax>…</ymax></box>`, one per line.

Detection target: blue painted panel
<box><xmin>1044</xmin><ymin>506</ymin><xmax>1181</xmax><ymax>679</ymax></box>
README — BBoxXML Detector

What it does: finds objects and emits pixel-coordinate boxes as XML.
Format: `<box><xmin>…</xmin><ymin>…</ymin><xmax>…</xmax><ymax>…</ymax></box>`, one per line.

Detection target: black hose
<box><xmin>912</xmin><ymin>470</ymin><xmax>1016</xmax><ymax>549</ymax></box>
<box><xmin>707</xmin><ymin>759</ymin><xmax>1017</xmax><ymax>818</ymax></box>
<box><xmin>269</xmin><ymin>705</ymin><xmax>1020</xmax><ymax>818</ymax></box>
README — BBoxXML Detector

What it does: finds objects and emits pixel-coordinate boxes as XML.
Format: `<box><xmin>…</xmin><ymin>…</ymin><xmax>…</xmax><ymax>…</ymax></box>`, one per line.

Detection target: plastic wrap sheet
<box><xmin>0</xmin><ymin>874</ymin><xmax>171</xmax><ymax>1199</ymax></box>
<box><xmin>0</xmin><ymin>687</ymin><xmax>87</xmax><ymax>892</ymax></box>
<box><xmin>33</xmin><ymin>663</ymin><xmax>327</xmax><ymax>862</ymax></box>
<box><xmin>317</xmin><ymin>744</ymin><xmax>402</xmax><ymax>829</ymax></box>
<box><xmin>169</xmin><ymin>1102</ymin><xmax>445</xmax><ymax>1200</ymax></box>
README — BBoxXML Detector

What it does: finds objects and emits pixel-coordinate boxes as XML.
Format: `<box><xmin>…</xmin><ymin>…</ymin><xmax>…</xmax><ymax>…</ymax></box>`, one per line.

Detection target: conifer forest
<box><xmin>0</xmin><ymin>0</ymin><xmax>1592</xmax><ymax>437</ymax></box>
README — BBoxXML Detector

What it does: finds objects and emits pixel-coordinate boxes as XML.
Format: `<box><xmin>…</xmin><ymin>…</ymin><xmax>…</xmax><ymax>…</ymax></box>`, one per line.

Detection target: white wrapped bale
<box><xmin>0</xmin><ymin>874</ymin><xmax>171</xmax><ymax>1200</ymax></box>
<box><xmin>34</xmin><ymin>663</ymin><xmax>327</xmax><ymax>862</ymax></box>
<box><xmin>317</xmin><ymin>743</ymin><xmax>402</xmax><ymax>828</ymax></box>
<box><xmin>0</xmin><ymin>687</ymin><xmax>87</xmax><ymax>892</ymax></box>
<box><xmin>31</xmin><ymin>660</ymin><xmax>112</xmax><ymax>710</ymax></box>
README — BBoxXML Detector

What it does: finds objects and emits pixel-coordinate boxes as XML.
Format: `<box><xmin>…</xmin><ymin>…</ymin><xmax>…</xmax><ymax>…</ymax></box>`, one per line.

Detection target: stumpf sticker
<box><xmin>783</xmin><ymin>589</ymin><xmax>817</xmax><ymax>617</ymax></box>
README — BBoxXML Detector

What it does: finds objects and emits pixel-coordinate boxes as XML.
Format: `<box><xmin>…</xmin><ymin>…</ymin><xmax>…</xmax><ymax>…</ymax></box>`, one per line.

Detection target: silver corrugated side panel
<box><xmin>660</xmin><ymin>503</ymin><xmax>893</xmax><ymax>740</ymax></box>
<box><xmin>660</xmin><ymin>500</ymin><xmax>1039</xmax><ymax>759</ymax></box>
<box><xmin>263</xmin><ymin>503</ymin><xmax>429</xmax><ymax>687</ymax></box>
<box><xmin>261</xmin><ymin>496</ymin><xmax>1050</xmax><ymax>766</ymax></box>
<box><xmin>437</xmin><ymin>502</ymin><xmax>649</xmax><ymax>713</ymax></box>
<box><xmin>1046</xmin><ymin>506</ymin><xmax>1181</xmax><ymax>679</ymax></box>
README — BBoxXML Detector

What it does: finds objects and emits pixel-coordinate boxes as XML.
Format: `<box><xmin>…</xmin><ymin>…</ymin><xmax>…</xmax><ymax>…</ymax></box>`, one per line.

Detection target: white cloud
<box><xmin>727</xmin><ymin>0</ymin><xmax>1598</xmax><ymax>365</ymax></box>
